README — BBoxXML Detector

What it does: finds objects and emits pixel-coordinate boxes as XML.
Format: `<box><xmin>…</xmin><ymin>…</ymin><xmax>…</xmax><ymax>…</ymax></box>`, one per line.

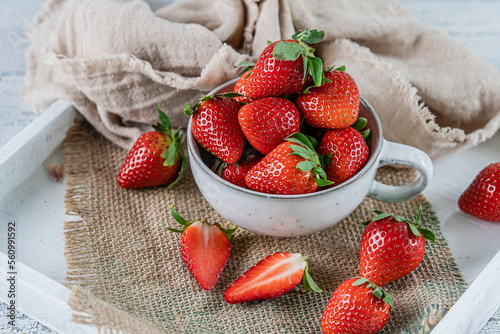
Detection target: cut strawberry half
<box><xmin>165</xmin><ymin>205</ymin><xmax>237</xmax><ymax>290</ymax></box>
<box><xmin>224</xmin><ymin>252</ymin><xmax>322</xmax><ymax>304</ymax></box>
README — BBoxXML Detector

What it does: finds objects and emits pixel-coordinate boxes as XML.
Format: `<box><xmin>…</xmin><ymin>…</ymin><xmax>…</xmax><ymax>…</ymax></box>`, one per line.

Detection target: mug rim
<box><xmin>186</xmin><ymin>79</ymin><xmax>384</xmax><ymax>199</ymax></box>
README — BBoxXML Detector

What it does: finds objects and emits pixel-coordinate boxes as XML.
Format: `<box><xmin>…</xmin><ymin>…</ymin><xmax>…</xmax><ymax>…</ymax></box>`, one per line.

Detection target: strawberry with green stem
<box><xmin>165</xmin><ymin>205</ymin><xmax>237</xmax><ymax>291</ymax></box>
<box><xmin>237</xmin><ymin>29</ymin><xmax>328</xmax><ymax>100</ymax></box>
<box><xmin>296</xmin><ymin>66</ymin><xmax>360</xmax><ymax>129</ymax></box>
<box><xmin>117</xmin><ymin>106</ymin><xmax>186</xmax><ymax>189</ymax></box>
<box><xmin>359</xmin><ymin>207</ymin><xmax>435</xmax><ymax>286</ymax></box>
<box><xmin>321</xmin><ymin>277</ymin><xmax>392</xmax><ymax>334</ymax></box>
<box><xmin>224</xmin><ymin>252</ymin><xmax>322</xmax><ymax>304</ymax></box>
<box><xmin>185</xmin><ymin>93</ymin><xmax>245</xmax><ymax>164</ymax></box>
<box><xmin>244</xmin><ymin>133</ymin><xmax>333</xmax><ymax>195</ymax></box>
<box><xmin>318</xmin><ymin>117</ymin><xmax>371</xmax><ymax>186</ymax></box>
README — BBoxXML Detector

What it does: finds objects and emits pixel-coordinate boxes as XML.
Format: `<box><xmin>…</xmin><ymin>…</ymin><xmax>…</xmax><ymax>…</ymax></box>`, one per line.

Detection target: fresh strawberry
<box><xmin>224</xmin><ymin>252</ymin><xmax>321</xmax><ymax>304</ymax></box>
<box><xmin>117</xmin><ymin>106</ymin><xmax>186</xmax><ymax>189</ymax></box>
<box><xmin>238</xmin><ymin>29</ymin><xmax>327</xmax><ymax>100</ymax></box>
<box><xmin>165</xmin><ymin>206</ymin><xmax>237</xmax><ymax>290</ymax></box>
<box><xmin>296</xmin><ymin>67</ymin><xmax>360</xmax><ymax>129</ymax></box>
<box><xmin>318</xmin><ymin>118</ymin><xmax>370</xmax><ymax>185</ymax></box>
<box><xmin>212</xmin><ymin>148</ymin><xmax>263</xmax><ymax>188</ymax></box>
<box><xmin>245</xmin><ymin>133</ymin><xmax>332</xmax><ymax>195</ymax></box>
<box><xmin>185</xmin><ymin>93</ymin><xmax>245</xmax><ymax>164</ymax></box>
<box><xmin>233</xmin><ymin>70</ymin><xmax>253</xmax><ymax>104</ymax></box>
<box><xmin>359</xmin><ymin>208</ymin><xmax>435</xmax><ymax>286</ymax></box>
<box><xmin>238</xmin><ymin>97</ymin><xmax>301</xmax><ymax>155</ymax></box>
<box><xmin>321</xmin><ymin>277</ymin><xmax>392</xmax><ymax>334</ymax></box>
<box><xmin>458</xmin><ymin>162</ymin><xmax>500</xmax><ymax>222</ymax></box>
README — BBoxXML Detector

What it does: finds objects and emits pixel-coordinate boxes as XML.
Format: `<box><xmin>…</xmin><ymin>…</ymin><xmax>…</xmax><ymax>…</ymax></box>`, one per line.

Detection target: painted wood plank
<box><xmin>0</xmin><ymin>252</ymin><xmax>98</xmax><ymax>334</ymax></box>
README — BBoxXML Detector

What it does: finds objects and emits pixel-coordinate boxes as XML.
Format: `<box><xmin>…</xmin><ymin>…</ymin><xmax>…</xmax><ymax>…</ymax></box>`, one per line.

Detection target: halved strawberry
<box><xmin>224</xmin><ymin>252</ymin><xmax>321</xmax><ymax>304</ymax></box>
<box><xmin>185</xmin><ymin>93</ymin><xmax>245</xmax><ymax>164</ymax></box>
<box><xmin>165</xmin><ymin>206</ymin><xmax>237</xmax><ymax>290</ymax></box>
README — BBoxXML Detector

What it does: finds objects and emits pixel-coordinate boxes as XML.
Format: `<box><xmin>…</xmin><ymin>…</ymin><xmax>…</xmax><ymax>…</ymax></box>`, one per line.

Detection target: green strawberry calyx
<box><xmin>351</xmin><ymin>117</ymin><xmax>372</xmax><ymax>142</ymax></box>
<box><xmin>362</xmin><ymin>206</ymin><xmax>436</xmax><ymax>242</ymax></box>
<box><xmin>183</xmin><ymin>92</ymin><xmax>244</xmax><ymax>116</ymax></box>
<box><xmin>286</xmin><ymin>132</ymin><xmax>333</xmax><ymax>187</ymax></box>
<box><xmin>165</xmin><ymin>205</ymin><xmax>238</xmax><ymax>241</ymax></box>
<box><xmin>235</xmin><ymin>61</ymin><xmax>255</xmax><ymax>75</ymax></box>
<box><xmin>353</xmin><ymin>277</ymin><xmax>393</xmax><ymax>309</ymax></box>
<box><xmin>272</xmin><ymin>29</ymin><xmax>329</xmax><ymax>88</ymax></box>
<box><xmin>153</xmin><ymin>105</ymin><xmax>187</xmax><ymax>188</ymax></box>
<box><xmin>300</xmin><ymin>254</ymin><xmax>323</xmax><ymax>293</ymax></box>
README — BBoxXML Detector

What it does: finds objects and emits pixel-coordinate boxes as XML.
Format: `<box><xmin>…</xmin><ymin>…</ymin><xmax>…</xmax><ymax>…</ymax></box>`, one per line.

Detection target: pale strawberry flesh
<box><xmin>180</xmin><ymin>221</ymin><xmax>231</xmax><ymax>290</ymax></box>
<box><xmin>224</xmin><ymin>252</ymin><xmax>305</xmax><ymax>304</ymax></box>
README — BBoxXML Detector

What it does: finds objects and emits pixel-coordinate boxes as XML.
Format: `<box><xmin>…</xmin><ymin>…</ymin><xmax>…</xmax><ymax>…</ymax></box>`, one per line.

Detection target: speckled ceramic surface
<box><xmin>187</xmin><ymin>79</ymin><xmax>433</xmax><ymax>237</ymax></box>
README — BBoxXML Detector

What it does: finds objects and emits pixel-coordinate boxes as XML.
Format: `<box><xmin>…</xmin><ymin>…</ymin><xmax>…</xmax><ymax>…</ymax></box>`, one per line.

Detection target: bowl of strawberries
<box><xmin>185</xmin><ymin>30</ymin><xmax>433</xmax><ymax>237</ymax></box>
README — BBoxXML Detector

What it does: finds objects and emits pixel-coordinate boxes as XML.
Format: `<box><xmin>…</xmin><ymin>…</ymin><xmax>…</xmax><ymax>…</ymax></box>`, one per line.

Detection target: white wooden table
<box><xmin>0</xmin><ymin>0</ymin><xmax>499</xmax><ymax>333</ymax></box>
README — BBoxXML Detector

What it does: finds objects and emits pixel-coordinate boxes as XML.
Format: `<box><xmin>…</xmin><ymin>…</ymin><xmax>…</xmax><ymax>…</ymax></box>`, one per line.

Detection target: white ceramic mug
<box><xmin>186</xmin><ymin>79</ymin><xmax>433</xmax><ymax>237</ymax></box>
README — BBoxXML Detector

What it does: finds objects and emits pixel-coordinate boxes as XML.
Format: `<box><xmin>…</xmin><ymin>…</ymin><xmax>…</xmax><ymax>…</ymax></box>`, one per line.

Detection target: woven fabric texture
<box><xmin>63</xmin><ymin>120</ymin><xmax>467</xmax><ymax>334</ymax></box>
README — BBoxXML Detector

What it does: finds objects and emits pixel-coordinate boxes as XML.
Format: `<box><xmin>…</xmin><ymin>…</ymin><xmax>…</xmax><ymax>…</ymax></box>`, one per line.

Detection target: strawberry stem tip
<box><xmin>286</xmin><ymin>133</ymin><xmax>333</xmax><ymax>187</ymax></box>
<box><xmin>272</xmin><ymin>29</ymin><xmax>329</xmax><ymax>88</ymax></box>
<box><xmin>352</xmin><ymin>277</ymin><xmax>393</xmax><ymax>308</ymax></box>
<box><xmin>154</xmin><ymin>106</ymin><xmax>186</xmax><ymax>188</ymax></box>
<box><xmin>362</xmin><ymin>206</ymin><xmax>435</xmax><ymax>242</ymax></box>
<box><xmin>166</xmin><ymin>205</ymin><xmax>238</xmax><ymax>240</ymax></box>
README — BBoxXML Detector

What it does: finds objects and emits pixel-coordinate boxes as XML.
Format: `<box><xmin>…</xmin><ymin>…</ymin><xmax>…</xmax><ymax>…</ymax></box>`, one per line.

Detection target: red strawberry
<box><xmin>165</xmin><ymin>206</ymin><xmax>237</xmax><ymax>290</ymax></box>
<box><xmin>233</xmin><ymin>70</ymin><xmax>253</xmax><ymax>104</ymax></box>
<box><xmin>458</xmin><ymin>162</ymin><xmax>500</xmax><ymax>222</ymax></box>
<box><xmin>296</xmin><ymin>67</ymin><xmax>360</xmax><ymax>129</ymax></box>
<box><xmin>318</xmin><ymin>118</ymin><xmax>370</xmax><ymax>185</ymax></box>
<box><xmin>359</xmin><ymin>208</ymin><xmax>435</xmax><ymax>286</ymax></box>
<box><xmin>224</xmin><ymin>252</ymin><xmax>321</xmax><ymax>304</ymax></box>
<box><xmin>212</xmin><ymin>148</ymin><xmax>264</xmax><ymax>188</ymax></box>
<box><xmin>238</xmin><ymin>97</ymin><xmax>301</xmax><ymax>155</ymax></box>
<box><xmin>321</xmin><ymin>277</ymin><xmax>392</xmax><ymax>334</ymax></box>
<box><xmin>185</xmin><ymin>93</ymin><xmax>245</xmax><ymax>164</ymax></box>
<box><xmin>117</xmin><ymin>106</ymin><xmax>186</xmax><ymax>189</ymax></box>
<box><xmin>245</xmin><ymin>133</ymin><xmax>332</xmax><ymax>195</ymax></box>
<box><xmin>239</xmin><ymin>29</ymin><xmax>327</xmax><ymax>99</ymax></box>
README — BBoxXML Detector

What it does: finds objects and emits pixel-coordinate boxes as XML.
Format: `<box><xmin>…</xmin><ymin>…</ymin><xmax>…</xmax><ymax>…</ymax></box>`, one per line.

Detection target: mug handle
<box><xmin>367</xmin><ymin>139</ymin><xmax>433</xmax><ymax>203</ymax></box>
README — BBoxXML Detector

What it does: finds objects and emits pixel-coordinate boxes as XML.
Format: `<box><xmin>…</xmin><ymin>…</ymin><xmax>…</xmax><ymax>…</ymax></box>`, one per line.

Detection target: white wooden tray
<box><xmin>0</xmin><ymin>99</ymin><xmax>499</xmax><ymax>333</ymax></box>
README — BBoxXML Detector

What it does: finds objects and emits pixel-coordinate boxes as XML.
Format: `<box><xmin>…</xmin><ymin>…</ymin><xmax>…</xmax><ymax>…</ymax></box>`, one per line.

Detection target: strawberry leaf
<box><xmin>167</xmin><ymin>143</ymin><xmax>187</xmax><ymax>189</ymax></box>
<box><xmin>308</xmin><ymin>56</ymin><xmax>324</xmax><ymax>87</ymax></box>
<box><xmin>312</xmin><ymin>166</ymin><xmax>327</xmax><ymax>179</ymax></box>
<box><xmin>360</xmin><ymin>129</ymin><xmax>372</xmax><ymax>142</ymax></box>
<box><xmin>273</xmin><ymin>41</ymin><xmax>304</xmax><ymax>61</ymax></box>
<box><xmin>236</xmin><ymin>61</ymin><xmax>255</xmax><ymax>74</ymax></box>
<box><xmin>292</xmin><ymin>29</ymin><xmax>324</xmax><ymax>44</ymax></box>
<box><xmin>184</xmin><ymin>103</ymin><xmax>194</xmax><ymax>116</ymax></box>
<box><xmin>408</xmin><ymin>222</ymin><xmax>422</xmax><ymax>237</ymax></box>
<box><xmin>297</xmin><ymin>160</ymin><xmax>316</xmax><ymax>172</ymax></box>
<box><xmin>161</xmin><ymin>143</ymin><xmax>177</xmax><ymax>166</ymax></box>
<box><xmin>305</xmin><ymin>134</ymin><xmax>319</xmax><ymax>149</ymax></box>
<box><xmin>316</xmin><ymin>178</ymin><xmax>334</xmax><ymax>187</ymax></box>
<box><xmin>371</xmin><ymin>213</ymin><xmax>393</xmax><ymax>221</ymax></box>
<box><xmin>170</xmin><ymin>205</ymin><xmax>191</xmax><ymax>226</ymax></box>
<box><xmin>302</xmin><ymin>260</ymin><xmax>323</xmax><ymax>293</ymax></box>
<box><xmin>418</xmin><ymin>228</ymin><xmax>436</xmax><ymax>243</ymax></box>
<box><xmin>334</xmin><ymin>65</ymin><xmax>346</xmax><ymax>71</ymax></box>
<box><xmin>287</xmin><ymin>132</ymin><xmax>315</xmax><ymax>151</ymax></box>
<box><xmin>215</xmin><ymin>223</ymin><xmax>238</xmax><ymax>242</ymax></box>
<box><xmin>351</xmin><ymin>117</ymin><xmax>367</xmax><ymax>131</ymax></box>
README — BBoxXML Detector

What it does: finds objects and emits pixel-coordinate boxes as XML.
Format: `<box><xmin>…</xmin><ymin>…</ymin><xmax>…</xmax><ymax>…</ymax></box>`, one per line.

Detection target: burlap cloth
<box><xmin>24</xmin><ymin>0</ymin><xmax>500</xmax><ymax>160</ymax></box>
<box><xmin>63</xmin><ymin>120</ymin><xmax>467</xmax><ymax>333</ymax></box>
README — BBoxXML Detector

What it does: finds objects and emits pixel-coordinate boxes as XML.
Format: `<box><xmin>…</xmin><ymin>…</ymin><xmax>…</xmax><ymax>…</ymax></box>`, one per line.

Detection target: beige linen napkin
<box><xmin>23</xmin><ymin>0</ymin><xmax>500</xmax><ymax>159</ymax></box>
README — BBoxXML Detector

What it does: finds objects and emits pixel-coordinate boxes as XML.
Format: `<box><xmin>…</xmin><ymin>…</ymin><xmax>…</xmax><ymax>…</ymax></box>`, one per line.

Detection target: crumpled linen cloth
<box><xmin>23</xmin><ymin>0</ymin><xmax>500</xmax><ymax>159</ymax></box>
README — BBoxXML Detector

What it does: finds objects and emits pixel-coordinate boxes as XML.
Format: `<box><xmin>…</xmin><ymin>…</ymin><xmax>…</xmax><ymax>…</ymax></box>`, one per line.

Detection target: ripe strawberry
<box><xmin>245</xmin><ymin>133</ymin><xmax>333</xmax><ymax>195</ymax></box>
<box><xmin>233</xmin><ymin>70</ymin><xmax>253</xmax><ymax>104</ymax></box>
<box><xmin>318</xmin><ymin>118</ymin><xmax>370</xmax><ymax>185</ymax></box>
<box><xmin>238</xmin><ymin>97</ymin><xmax>301</xmax><ymax>155</ymax></box>
<box><xmin>117</xmin><ymin>106</ymin><xmax>186</xmax><ymax>189</ymax></box>
<box><xmin>224</xmin><ymin>252</ymin><xmax>322</xmax><ymax>304</ymax></box>
<box><xmin>296</xmin><ymin>67</ymin><xmax>360</xmax><ymax>129</ymax></box>
<box><xmin>165</xmin><ymin>206</ymin><xmax>237</xmax><ymax>290</ymax></box>
<box><xmin>458</xmin><ymin>162</ymin><xmax>500</xmax><ymax>222</ymax></box>
<box><xmin>212</xmin><ymin>148</ymin><xmax>263</xmax><ymax>188</ymax></box>
<box><xmin>239</xmin><ymin>29</ymin><xmax>327</xmax><ymax>100</ymax></box>
<box><xmin>359</xmin><ymin>208</ymin><xmax>435</xmax><ymax>286</ymax></box>
<box><xmin>185</xmin><ymin>93</ymin><xmax>245</xmax><ymax>164</ymax></box>
<box><xmin>321</xmin><ymin>277</ymin><xmax>392</xmax><ymax>334</ymax></box>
